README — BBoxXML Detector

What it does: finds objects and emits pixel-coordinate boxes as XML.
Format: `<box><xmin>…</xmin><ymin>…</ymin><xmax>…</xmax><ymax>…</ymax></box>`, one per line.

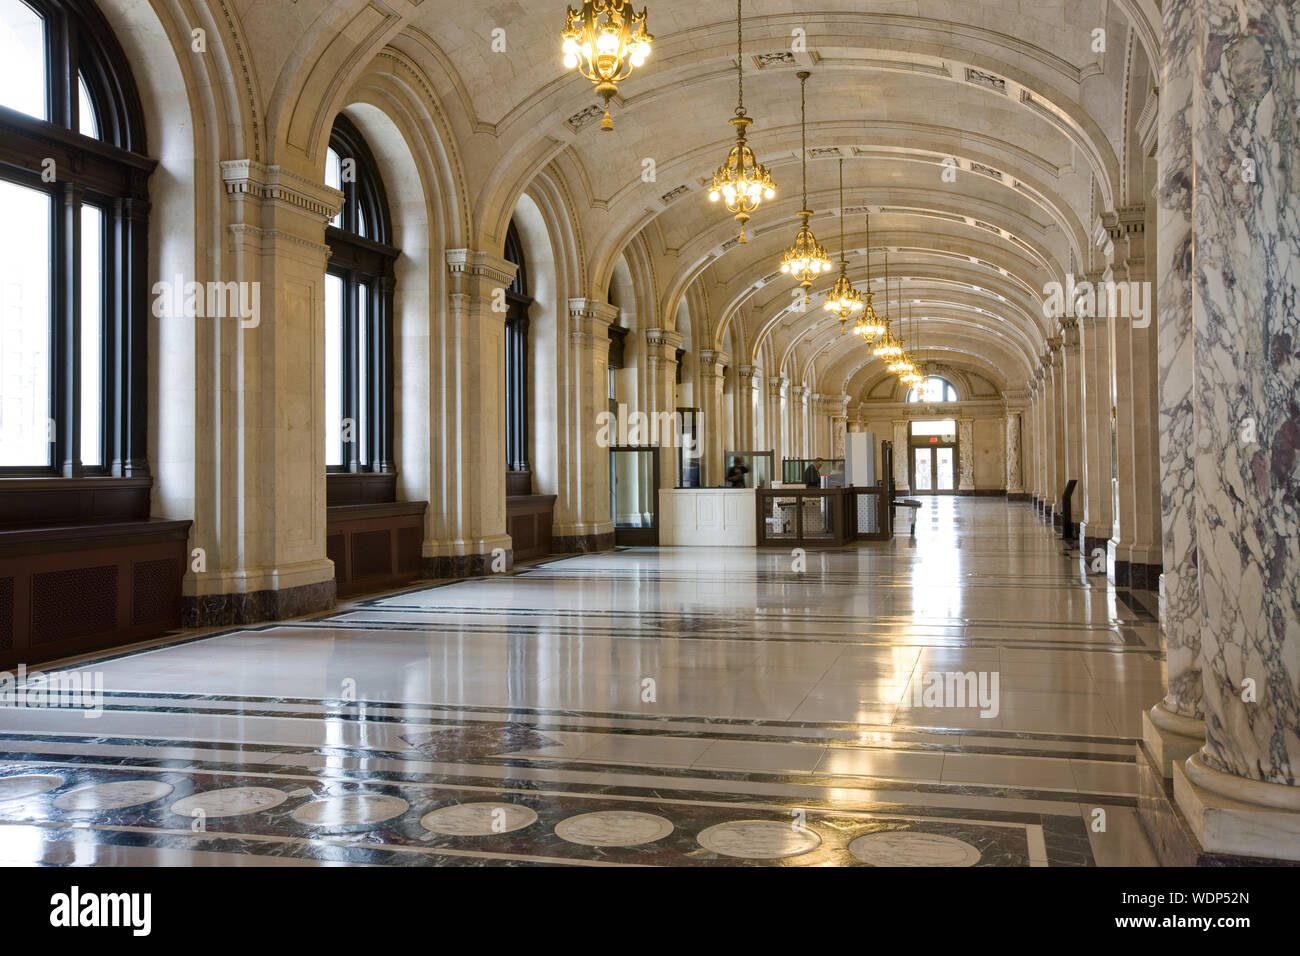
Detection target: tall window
<box><xmin>907</xmin><ymin>376</ymin><xmax>959</xmax><ymax>403</ymax></box>
<box><xmin>0</xmin><ymin>0</ymin><xmax>152</xmax><ymax>475</ymax></box>
<box><xmin>324</xmin><ymin>115</ymin><xmax>397</xmax><ymax>473</ymax></box>
<box><xmin>502</xmin><ymin>220</ymin><xmax>532</xmax><ymax>474</ymax></box>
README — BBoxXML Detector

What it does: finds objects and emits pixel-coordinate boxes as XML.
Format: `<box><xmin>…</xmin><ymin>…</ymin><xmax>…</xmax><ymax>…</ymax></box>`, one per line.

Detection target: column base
<box><xmin>1111</xmin><ymin>559</ymin><xmax>1163</xmax><ymax>589</ymax></box>
<box><xmin>1168</xmin><ymin>752</ymin><xmax>1300</xmax><ymax>863</ymax></box>
<box><xmin>183</xmin><ymin>579</ymin><xmax>336</xmax><ymax>627</ymax></box>
<box><xmin>1006</xmin><ymin>491</ymin><xmax>1029</xmax><ymax>501</ymax></box>
<box><xmin>422</xmin><ymin>550</ymin><xmax>513</xmax><ymax>579</ymax></box>
<box><xmin>1136</xmin><ymin>742</ymin><xmax>1298</xmax><ymax>866</ymax></box>
<box><xmin>1142</xmin><ymin>704</ymin><xmax>1205</xmax><ymax>778</ymax></box>
<box><xmin>553</xmin><ymin>531</ymin><xmax>615</xmax><ymax>554</ymax></box>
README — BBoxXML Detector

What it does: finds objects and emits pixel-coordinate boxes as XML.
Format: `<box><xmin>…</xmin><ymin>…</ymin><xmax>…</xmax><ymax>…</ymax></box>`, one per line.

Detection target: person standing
<box><xmin>803</xmin><ymin>458</ymin><xmax>824</xmax><ymax>488</ymax></box>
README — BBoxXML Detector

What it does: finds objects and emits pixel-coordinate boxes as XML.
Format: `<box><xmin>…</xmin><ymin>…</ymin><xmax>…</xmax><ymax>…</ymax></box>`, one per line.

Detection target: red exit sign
<box><xmin>929</xmin><ymin>437</ymin><xmax>938</xmax><ymax>443</ymax></box>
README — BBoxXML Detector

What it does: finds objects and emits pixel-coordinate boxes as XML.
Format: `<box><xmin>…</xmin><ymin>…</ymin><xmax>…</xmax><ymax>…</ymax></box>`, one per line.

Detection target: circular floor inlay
<box><xmin>848</xmin><ymin>831</ymin><xmax>981</xmax><ymax>867</ymax></box>
<box><xmin>420</xmin><ymin>802</ymin><xmax>538</xmax><ymax>836</ymax></box>
<box><xmin>554</xmin><ymin>810</ymin><xmax>674</xmax><ymax>847</ymax></box>
<box><xmin>291</xmin><ymin>794</ymin><xmax>409</xmax><ymax>827</ymax></box>
<box><xmin>0</xmin><ymin>774</ymin><xmax>64</xmax><ymax>803</ymax></box>
<box><xmin>697</xmin><ymin>820</ymin><xmax>822</xmax><ymax>859</ymax></box>
<box><xmin>53</xmin><ymin>780</ymin><xmax>174</xmax><ymax>812</ymax></box>
<box><xmin>170</xmin><ymin>787</ymin><xmax>288</xmax><ymax>819</ymax></box>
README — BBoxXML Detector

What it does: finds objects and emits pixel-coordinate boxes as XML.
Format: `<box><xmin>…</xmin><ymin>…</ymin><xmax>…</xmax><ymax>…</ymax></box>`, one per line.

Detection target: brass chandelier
<box><xmin>852</xmin><ymin>212</ymin><xmax>887</xmax><ymax>341</ymax></box>
<box><xmin>708</xmin><ymin>0</ymin><xmax>776</xmax><ymax>242</ymax></box>
<box><xmin>825</xmin><ymin>158</ymin><xmax>862</xmax><ymax>330</ymax></box>
<box><xmin>779</xmin><ymin>72</ymin><xmax>831</xmax><ymax>301</ymax></box>
<box><xmin>561</xmin><ymin>1</ymin><xmax>654</xmax><ymax>132</ymax></box>
<box><xmin>872</xmin><ymin>248</ymin><xmax>904</xmax><ymax>359</ymax></box>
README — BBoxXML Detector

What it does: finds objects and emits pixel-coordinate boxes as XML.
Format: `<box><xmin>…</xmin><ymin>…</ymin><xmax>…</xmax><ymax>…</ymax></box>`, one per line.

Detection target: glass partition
<box><xmin>722</xmin><ymin>451</ymin><xmax>773</xmax><ymax>488</ymax></box>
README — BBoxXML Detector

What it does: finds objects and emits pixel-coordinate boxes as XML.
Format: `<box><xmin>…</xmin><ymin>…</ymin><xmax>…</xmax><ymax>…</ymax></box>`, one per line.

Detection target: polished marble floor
<box><xmin>0</xmin><ymin>498</ymin><xmax>1162</xmax><ymax>866</ymax></box>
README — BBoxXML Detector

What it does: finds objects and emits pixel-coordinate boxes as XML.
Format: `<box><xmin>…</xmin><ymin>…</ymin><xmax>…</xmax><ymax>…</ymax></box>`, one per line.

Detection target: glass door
<box><xmin>610</xmin><ymin>446</ymin><xmax>660</xmax><ymax>545</ymax></box>
<box><xmin>935</xmin><ymin>446</ymin><xmax>955</xmax><ymax>492</ymax></box>
<box><xmin>911</xmin><ymin>444</ymin><xmax>957</xmax><ymax>495</ymax></box>
<box><xmin>913</xmin><ymin>447</ymin><xmax>933</xmax><ymax>493</ymax></box>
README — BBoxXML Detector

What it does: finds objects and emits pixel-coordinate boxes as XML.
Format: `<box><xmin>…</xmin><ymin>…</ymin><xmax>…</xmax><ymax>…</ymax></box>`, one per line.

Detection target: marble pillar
<box><xmin>1172</xmin><ymin>0</ymin><xmax>1300</xmax><ymax>860</ymax></box>
<box><xmin>735</xmin><ymin>365</ymin><xmax>760</xmax><ymax>449</ymax></box>
<box><xmin>1106</xmin><ymin>208</ymin><xmax>1164</xmax><ymax>589</ymax></box>
<box><xmin>790</xmin><ymin>385</ymin><xmax>810</xmax><ymax>459</ymax></box>
<box><xmin>1146</xmin><ymin>0</ymin><xmax>1205</xmax><ymax>778</ymax></box>
<box><xmin>698</xmin><ymin>350</ymin><xmax>728</xmax><ymax>487</ymax></box>
<box><xmin>644</xmin><ymin>329</ymin><xmax>682</xmax><ymax>492</ymax></box>
<box><xmin>766</xmin><ymin>377</ymin><xmax>787</xmax><ymax>460</ymax></box>
<box><xmin>892</xmin><ymin>420</ymin><xmax>910</xmax><ymax>491</ymax></box>
<box><xmin>1049</xmin><ymin>339</ymin><xmax>1067</xmax><ymax>526</ymax></box>
<box><xmin>1062</xmin><ymin>321</ymin><xmax>1084</xmax><ymax>497</ymax></box>
<box><xmin>553</xmin><ymin>299</ymin><xmax>617</xmax><ymax>552</ymax></box>
<box><xmin>183</xmin><ymin>161</ymin><xmax>342</xmax><ymax>624</ymax></box>
<box><xmin>1079</xmin><ymin>312</ymin><xmax>1114</xmax><ymax>559</ymax></box>
<box><xmin>1005</xmin><ymin>408</ymin><xmax>1024</xmax><ymax>498</ymax></box>
<box><xmin>958</xmin><ymin>419</ymin><xmax>975</xmax><ymax>492</ymax></box>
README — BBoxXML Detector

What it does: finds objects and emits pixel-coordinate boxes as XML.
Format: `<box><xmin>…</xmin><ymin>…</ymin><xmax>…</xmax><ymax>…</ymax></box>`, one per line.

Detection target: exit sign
<box><xmin>929</xmin><ymin>437</ymin><xmax>938</xmax><ymax>443</ymax></box>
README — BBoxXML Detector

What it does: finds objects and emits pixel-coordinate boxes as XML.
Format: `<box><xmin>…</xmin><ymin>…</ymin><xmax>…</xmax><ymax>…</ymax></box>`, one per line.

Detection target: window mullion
<box><xmin>56</xmin><ymin>181</ymin><xmax>83</xmax><ymax>476</ymax></box>
<box><xmin>345</xmin><ymin>273</ymin><xmax>361</xmax><ymax>472</ymax></box>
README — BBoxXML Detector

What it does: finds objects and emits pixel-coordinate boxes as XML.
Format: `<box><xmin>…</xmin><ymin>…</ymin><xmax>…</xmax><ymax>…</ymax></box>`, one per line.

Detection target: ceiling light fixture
<box><xmin>853</xmin><ymin>213</ymin><xmax>886</xmax><ymax>341</ymax></box>
<box><xmin>824</xmin><ymin>158</ymin><xmax>862</xmax><ymax>330</ymax></box>
<box><xmin>872</xmin><ymin>247</ymin><xmax>903</xmax><ymax>359</ymax></box>
<box><xmin>708</xmin><ymin>0</ymin><xmax>776</xmax><ymax>242</ymax></box>
<box><xmin>561</xmin><ymin>1</ymin><xmax>654</xmax><ymax>132</ymax></box>
<box><xmin>779</xmin><ymin>71</ymin><xmax>832</xmax><ymax>301</ymax></box>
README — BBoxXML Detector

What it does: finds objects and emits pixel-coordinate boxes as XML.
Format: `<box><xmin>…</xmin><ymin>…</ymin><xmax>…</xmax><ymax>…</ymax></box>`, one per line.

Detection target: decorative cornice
<box><xmin>220</xmin><ymin>160</ymin><xmax>342</xmax><ymax>223</ymax></box>
<box><xmin>645</xmin><ymin>328</ymin><xmax>684</xmax><ymax>350</ymax></box>
<box><xmin>737</xmin><ymin>364</ymin><xmax>761</xmax><ymax>385</ymax></box>
<box><xmin>568</xmin><ymin>298</ymin><xmax>619</xmax><ymax>326</ymax></box>
<box><xmin>698</xmin><ymin>349</ymin><xmax>731</xmax><ymax>369</ymax></box>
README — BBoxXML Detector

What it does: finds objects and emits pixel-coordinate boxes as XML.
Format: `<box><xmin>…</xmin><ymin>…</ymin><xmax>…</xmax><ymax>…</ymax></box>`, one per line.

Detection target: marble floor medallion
<box><xmin>52</xmin><ymin>780</ymin><xmax>174</xmax><ymax>811</ymax></box>
<box><xmin>0</xmin><ymin>774</ymin><xmax>64</xmax><ymax>803</ymax></box>
<box><xmin>420</xmin><ymin>802</ymin><xmax>538</xmax><ymax>836</ymax></box>
<box><xmin>291</xmin><ymin>794</ymin><xmax>410</xmax><ymax>828</ymax></box>
<box><xmin>169</xmin><ymin>787</ymin><xmax>288</xmax><ymax>819</ymax></box>
<box><xmin>696</xmin><ymin>820</ymin><xmax>822</xmax><ymax>859</ymax></box>
<box><xmin>554</xmin><ymin>810</ymin><xmax>675</xmax><ymax>847</ymax></box>
<box><xmin>848</xmin><ymin>831</ymin><xmax>982</xmax><ymax>867</ymax></box>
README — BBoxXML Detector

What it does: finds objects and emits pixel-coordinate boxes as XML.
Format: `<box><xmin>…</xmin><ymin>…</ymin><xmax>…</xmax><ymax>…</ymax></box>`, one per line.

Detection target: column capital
<box><xmin>767</xmin><ymin>376</ymin><xmax>789</xmax><ymax>396</ymax></box>
<box><xmin>698</xmin><ymin>349</ymin><xmax>731</xmax><ymax>370</ymax></box>
<box><xmin>446</xmin><ymin>249</ymin><xmax>519</xmax><ymax>287</ymax></box>
<box><xmin>645</xmin><ymin>328</ymin><xmax>684</xmax><ymax>351</ymax></box>
<box><xmin>737</xmin><ymin>364</ymin><xmax>761</xmax><ymax>386</ymax></box>
<box><xmin>790</xmin><ymin>384</ymin><xmax>810</xmax><ymax>402</ymax></box>
<box><xmin>1002</xmin><ymin>388</ymin><xmax>1029</xmax><ymax>407</ymax></box>
<box><xmin>568</xmin><ymin>298</ymin><xmax>620</xmax><ymax>326</ymax></box>
<box><xmin>220</xmin><ymin>159</ymin><xmax>342</xmax><ymax>224</ymax></box>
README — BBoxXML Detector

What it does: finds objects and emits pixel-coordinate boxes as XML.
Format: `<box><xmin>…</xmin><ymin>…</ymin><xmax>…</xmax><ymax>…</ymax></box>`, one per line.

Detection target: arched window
<box><xmin>906</xmin><ymin>376</ymin><xmax>959</xmax><ymax>403</ymax></box>
<box><xmin>0</xmin><ymin>0</ymin><xmax>152</xmax><ymax>475</ymax></box>
<box><xmin>324</xmin><ymin>115</ymin><xmax>398</xmax><ymax>474</ymax></box>
<box><xmin>502</xmin><ymin>220</ymin><xmax>532</xmax><ymax>477</ymax></box>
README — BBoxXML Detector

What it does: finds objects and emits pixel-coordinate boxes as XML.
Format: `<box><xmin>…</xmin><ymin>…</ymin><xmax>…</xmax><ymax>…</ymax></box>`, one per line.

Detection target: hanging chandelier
<box><xmin>896</xmin><ymin>305</ymin><xmax>922</xmax><ymax>384</ymax></box>
<box><xmin>873</xmin><ymin>251</ymin><xmax>903</xmax><ymax>359</ymax></box>
<box><xmin>708</xmin><ymin>0</ymin><xmax>776</xmax><ymax>242</ymax></box>
<box><xmin>561</xmin><ymin>1</ymin><xmax>654</xmax><ymax>132</ymax></box>
<box><xmin>888</xmin><ymin>298</ymin><xmax>916</xmax><ymax>375</ymax></box>
<box><xmin>825</xmin><ymin>158</ymin><xmax>862</xmax><ymax>330</ymax></box>
<box><xmin>852</xmin><ymin>212</ymin><xmax>887</xmax><ymax>341</ymax></box>
<box><xmin>779</xmin><ymin>72</ymin><xmax>831</xmax><ymax>301</ymax></box>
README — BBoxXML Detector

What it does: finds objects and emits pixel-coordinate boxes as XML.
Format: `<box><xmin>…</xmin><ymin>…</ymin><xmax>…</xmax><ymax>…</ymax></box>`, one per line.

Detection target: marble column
<box><xmin>554</xmin><ymin>299</ymin><xmax>617</xmax><ymax>552</ymax></box>
<box><xmin>698</xmin><ymin>350</ymin><xmax>728</xmax><ymax>486</ymax></box>
<box><xmin>1146</xmin><ymin>0</ymin><xmax>1204</xmax><ymax>778</ymax></box>
<box><xmin>183</xmin><ymin>161</ymin><xmax>342</xmax><ymax>624</ymax></box>
<box><xmin>892</xmin><ymin>420</ymin><xmax>909</xmax><ymax>491</ymax></box>
<box><xmin>645</xmin><ymin>329</ymin><xmax>682</xmax><ymax>492</ymax></box>
<box><xmin>1027</xmin><ymin>379</ymin><xmax>1042</xmax><ymax>509</ymax></box>
<box><xmin>1062</xmin><ymin>320</ymin><xmax>1084</xmax><ymax>497</ymax></box>
<box><xmin>1172</xmin><ymin>0</ymin><xmax>1300</xmax><ymax>860</ymax></box>
<box><xmin>735</xmin><ymin>365</ymin><xmax>760</xmax><ymax>449</ymax></box>
<box><xmin>1036</xmin><ymin>363</ymin><xmax>1052</xmax><ymax>516</ymax></box>
<box><xmin>1078</xmin><ymin>312</ymin><xmax>1114</xmax><ymax>558</ymax></box>
<box><xmin>766</xmin><ymin>376</ymin><xmax>787</xmax><ymax>459</ymax></box>
<box><xmin>1106</xmin><ymin>208</ymin><xmax>1163</xmax><ymax>588</ymax></box>
<box><xmin>790</xmin><ymin>385</ymin><xmax>810</xmax><ymax>459</ymax></box>
<box><xmin>958</xmin><ymin>418</ymin><xmax>975</xmax><ymax>492</ymax></box>
<box><xmin>1048</xmin><ymin>339</ymin><xmax>1067</xmax><ymax>526</ymax></box>
<box><xmin>1004</xmin><ymin>406</ymin><xmax>1024</xmax><ymax>498</ymax></box>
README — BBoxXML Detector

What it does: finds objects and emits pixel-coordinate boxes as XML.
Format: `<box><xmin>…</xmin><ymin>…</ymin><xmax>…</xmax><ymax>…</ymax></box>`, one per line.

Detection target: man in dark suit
<box><xmin>803</xmin><ymin>458</ymin><xmax>824</xmax><ymax>488</ymax></box>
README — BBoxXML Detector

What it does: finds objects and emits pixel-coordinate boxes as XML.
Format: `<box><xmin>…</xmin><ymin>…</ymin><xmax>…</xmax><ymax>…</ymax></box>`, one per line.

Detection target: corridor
<box><xmin>0</xmin><ymin>499</ymin><xmax>1160</xmax><ymax>866</ymax></box>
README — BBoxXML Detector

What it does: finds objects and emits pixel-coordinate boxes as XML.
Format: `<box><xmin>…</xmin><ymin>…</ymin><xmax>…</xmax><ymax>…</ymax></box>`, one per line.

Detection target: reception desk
<box><xmin>658</xmin><ymin>488</ymin><xmax>757</xmax><ymax>546</ymax></box>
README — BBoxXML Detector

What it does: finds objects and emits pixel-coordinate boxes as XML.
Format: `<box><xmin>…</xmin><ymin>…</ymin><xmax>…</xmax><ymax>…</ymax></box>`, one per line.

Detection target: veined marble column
<box><xmin>1004</xmin><ymin>406</ymin><xmax>1024</xmax><ymax>498</ymax></box>
<box><xmin>698</xmin><ymin>350</ymin><xmax>729</xmax><ymax>486</ymax></box>
<box><xmin>1079</xmin><ymin>312</ymin><xmax>1114</xmax><ymax>558</ymax></box>
<box><xmin>555</xmin><ymin>299</ymin><xmax>617</xmax><ymax>552</ymax></box>
<box><xmin>1173</xmin><ymin>0</ymin><xmax>1300</xmax><ymax>860</ymax></box>
<box><xmin>184</xmin><ymin>161</ymin><xmax>342</xmax><ymax>624</ymax></box>
<box><xmin>735</xmin><ymin>365</ymin><xmax>760</xmax><ymax>449</ymax></box>
<box><xmin>645</xmin><ymin>329</ymin><xmax>682</xmax><ymax>492</ymax></box>
<box><xmin>958</xmin><ymin>419</ymin><xmax>975</xmax><ymax>492</ymax></box>
<box><xmin>1146</xmin><ymin>0</ymin><xmax>1205</xmax><ymax>778</ymax></box>
<box><xmin>892</xmin><ymin>420</ymin><xmax>909</xmax><ymax>491</ymax></box>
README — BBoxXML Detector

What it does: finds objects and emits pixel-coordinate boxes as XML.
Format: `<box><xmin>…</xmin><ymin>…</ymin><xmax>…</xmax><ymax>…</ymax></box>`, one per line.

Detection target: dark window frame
<box><xmin>0</xmin><ymin>0</ymin><xmax>154</xmax><ymax>478</ymax></box>
<box><xmin>324</xmin><ymin>114</ymin><xmax>399</xmax><ymax>476</ymax></box>
<box><xmin>503</xmin><ymin>219</ymin><xmax>533</xmax><ymax>475</ymax></box>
